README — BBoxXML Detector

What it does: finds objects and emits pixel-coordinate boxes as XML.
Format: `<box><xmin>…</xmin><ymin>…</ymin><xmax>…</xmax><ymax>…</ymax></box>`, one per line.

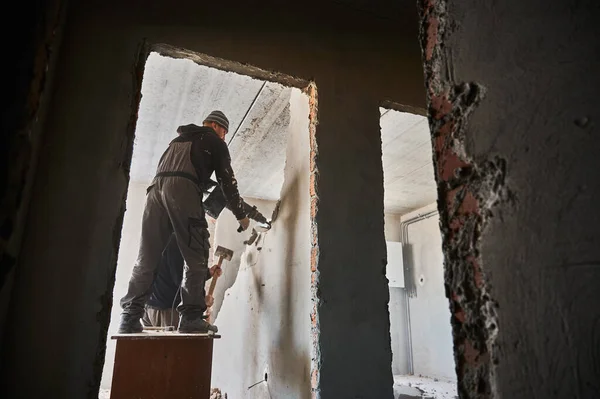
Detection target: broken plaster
<box><xmin>418</xmin><ymin>0</ymin><xmax>515</xmax><ymax>397</ymax></box>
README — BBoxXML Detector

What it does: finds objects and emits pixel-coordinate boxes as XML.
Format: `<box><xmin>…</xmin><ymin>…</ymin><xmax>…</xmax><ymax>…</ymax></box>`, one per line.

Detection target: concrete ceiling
<box><xmin>380</xmin><ymin>108</ymin><xmax>437</xmax><ymax>215</ymax></box>
<box><xmin>130</xmin><ymin>52</ymin><xmax>292</xmax><ymax>201</ymax></box>
<box><xmin>130</xmin><ymin>52</ymin><xmax>436</xmax><ymax>215</ymax></box>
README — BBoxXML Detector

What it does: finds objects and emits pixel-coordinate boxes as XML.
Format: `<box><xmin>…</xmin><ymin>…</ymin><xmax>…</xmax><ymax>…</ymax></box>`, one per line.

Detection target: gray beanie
<box><xmin>203</xmin><ymin>110</ymin><xmax>229</xmax><ymax>131</ymax></box>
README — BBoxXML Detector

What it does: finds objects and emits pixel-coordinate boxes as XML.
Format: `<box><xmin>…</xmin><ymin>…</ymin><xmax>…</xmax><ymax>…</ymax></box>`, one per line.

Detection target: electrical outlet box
<box><xmin>386</xmin><ymin>241</ymin><xmax>405</xmax><ymax>288</ymax></box>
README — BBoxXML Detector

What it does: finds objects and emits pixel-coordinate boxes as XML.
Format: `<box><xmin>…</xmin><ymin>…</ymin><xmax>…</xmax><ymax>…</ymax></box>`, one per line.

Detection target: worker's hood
<box><xmin>176</xmin><ymin>124</ymin><xmax>216</xmax><ymax>137</ymax></box>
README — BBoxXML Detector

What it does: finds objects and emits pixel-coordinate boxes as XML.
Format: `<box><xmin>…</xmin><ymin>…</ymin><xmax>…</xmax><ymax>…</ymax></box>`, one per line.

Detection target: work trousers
<box><xmin>120</xmin><ymin>177</ymin><xmax>210</xmax><ymax>318</ymax></box>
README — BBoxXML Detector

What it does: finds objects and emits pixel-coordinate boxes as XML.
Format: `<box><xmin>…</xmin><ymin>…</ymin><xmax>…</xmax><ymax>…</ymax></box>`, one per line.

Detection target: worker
<box><xmin>143</xmin><ymin>200</ymin><xmax>270</xmax><ymax>329</ymax></box>
<box><xmin>118</xmin><ymin>110</ymin><xmax>250</xmax><ymax>334</ymax></box>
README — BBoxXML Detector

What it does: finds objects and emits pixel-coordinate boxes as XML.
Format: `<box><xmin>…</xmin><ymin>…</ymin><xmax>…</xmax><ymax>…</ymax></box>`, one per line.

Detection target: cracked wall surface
<box><xmin>418</xmin><ymin>0</ymin><xmax>600</xmax><ymax>397</ymax></box>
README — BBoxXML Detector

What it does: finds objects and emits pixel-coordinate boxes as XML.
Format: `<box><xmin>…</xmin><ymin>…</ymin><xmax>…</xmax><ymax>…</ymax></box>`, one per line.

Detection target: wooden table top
<box><xmin>111</xmin><ymin>331</ymin><xmax>221</xmax><ymax>340</ymax></box>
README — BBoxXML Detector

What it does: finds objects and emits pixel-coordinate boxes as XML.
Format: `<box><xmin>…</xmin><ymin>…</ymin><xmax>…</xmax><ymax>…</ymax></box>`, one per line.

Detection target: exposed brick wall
<box><xmin>306</xmin><ymin>82</ymin><xmax>321</xmax><ymax>399</ymax></box>
<box><xmin>417</xmin><ymin>0</ymin><xmax>514</xmax><ymax>397</ymax></box>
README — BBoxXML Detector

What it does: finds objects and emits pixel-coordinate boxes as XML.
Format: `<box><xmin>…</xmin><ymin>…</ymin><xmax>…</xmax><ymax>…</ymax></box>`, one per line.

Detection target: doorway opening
<box><xmin>380</xmin><ymin>106</ymin><xmax>457</xmax><ymax>399</ymax></box>
<box><xmin>100</xmin><ymin>49</ymin><xmax>314</xmax><ymax>399</ymax></box>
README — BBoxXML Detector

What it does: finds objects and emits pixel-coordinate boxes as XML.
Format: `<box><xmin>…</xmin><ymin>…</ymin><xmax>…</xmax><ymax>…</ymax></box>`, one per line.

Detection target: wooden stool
<box><xmin>110</xmin><ymin>331</ymin><xmax>220</xmax><ymax>399</ymax></box>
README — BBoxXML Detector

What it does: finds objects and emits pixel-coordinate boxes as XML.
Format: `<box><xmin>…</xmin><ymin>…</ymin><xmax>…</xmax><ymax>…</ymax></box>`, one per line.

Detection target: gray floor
<box><xmin>393</xmin><ymin>375</ymin><xmax>457</xmax><ymax>399</ymax></box>
<box><xmin>100</xmin><ymin>375</ymin><xmax>457</xmax><ymax>398</ymax></box>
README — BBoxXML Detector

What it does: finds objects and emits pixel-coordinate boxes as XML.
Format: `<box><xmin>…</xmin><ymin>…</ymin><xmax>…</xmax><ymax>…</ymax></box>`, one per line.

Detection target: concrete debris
<box><xmin>210</xmin><ymin>387</ymin><xmax>228</xmax><ymax>399</ymax></box>
<box><xmin>393</xmin><ymin>375</ymin><xmax>457</xmax><ymax>399</ymax></box>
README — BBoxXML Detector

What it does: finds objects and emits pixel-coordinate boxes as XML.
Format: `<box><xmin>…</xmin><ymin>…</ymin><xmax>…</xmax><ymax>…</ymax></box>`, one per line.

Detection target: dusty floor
<box><xmin>99</xmin><ymin>387</ymin><xmax>227</xmax><ymax>398</ymax></box>
<box><xmin>99</xmin><ymin>376</ymin><xmax>455</xmax><ymax>398</ymax></box>
<box><xmin>393</xmin><ymin>375</ymin><xmax>457</xmax><ymax>399</ymax></box>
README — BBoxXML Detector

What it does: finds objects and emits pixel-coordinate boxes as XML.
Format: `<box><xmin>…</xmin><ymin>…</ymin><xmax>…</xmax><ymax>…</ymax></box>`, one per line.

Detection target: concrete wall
<box><xmin>0</xmin><ymin>0</ymin><xmax>64</xmax><ymax>342</ymax></box>
<box><xmin>402</xmin><ymin>204</ymin><xmax>454</xmax><ymax>381</ymax></box>
<box><xmin>211</xmin><ymin>89</ymin><xmax>311</xmax><ymax>398</ymax></box>
<box><xmin>384</xmin><ymin>213</ymin><xmax>402</xmax><ymax>243</ymax></box>
<box><xmin>384</xmin><ymin>213</ymin><xmax>411</xmax><ymax>376</ymax></box>
<box><xmin>389</xmin><ymin>288</ymin><xmax>410</xmax><ymax>376</ymax></box>
<box><xmin>420</xmin><ymin>0</ymin><xmax>600</xmax><ymax>396</ymax></box>
<box><xmin>1</xmin><ymin>1</ymin><xmax>424</xmax><ymax>397</ymax></box>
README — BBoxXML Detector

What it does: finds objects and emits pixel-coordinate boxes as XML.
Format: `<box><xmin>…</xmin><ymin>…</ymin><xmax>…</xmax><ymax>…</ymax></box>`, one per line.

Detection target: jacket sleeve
<box><xmin>214</xmin><ymin>141</ymin><xmax>246</xmax><ymax>220</ymax></box>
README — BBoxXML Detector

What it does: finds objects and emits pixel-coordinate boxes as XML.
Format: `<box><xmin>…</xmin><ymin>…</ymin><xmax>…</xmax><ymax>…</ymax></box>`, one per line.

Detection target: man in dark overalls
<box><xmin>118</xmin><ymin>110</ymin><xmax>250</xmax><ymax>334</ymax></box>
<box><xmin>143</xmin><ymin>197</ymin><xmax>270</xmax><ymax>329</ymax></box>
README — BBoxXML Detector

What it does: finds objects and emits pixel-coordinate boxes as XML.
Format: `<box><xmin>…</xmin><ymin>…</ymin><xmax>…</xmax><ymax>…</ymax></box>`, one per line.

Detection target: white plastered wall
<box><xmin>210</xmin><ymin>88</ymin><xmax>312</xmax><ymax>398</ymax></box>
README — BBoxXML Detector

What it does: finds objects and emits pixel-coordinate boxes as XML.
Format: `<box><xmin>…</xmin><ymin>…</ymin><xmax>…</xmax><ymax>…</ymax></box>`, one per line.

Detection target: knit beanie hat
<box><xmin>203</xmin><ymin>110</ymin><xmax>229</xmax><ymax>131</ymax></box>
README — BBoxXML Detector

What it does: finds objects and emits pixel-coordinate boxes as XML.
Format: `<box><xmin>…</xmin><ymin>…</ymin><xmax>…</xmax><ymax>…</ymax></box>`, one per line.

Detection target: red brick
<box><xmin>310</xmin><ymin>197</ymin><xmax>318</xmax><ymax>219</ymax></box>
<box><xmin>310</xmin><ymin>173</ymin><xmax>317</xmax><ymax>197</ymax></box>
<box><xmin>425</xmin><ymin>15</ymin><xmax>440</xmax><ymax>61</ymax></box>
<box><xmin>439</xmin><ymin>150</ymin><xmax>469</xmax><ymax>181</ymax></box>
<box><xmin>455</xmin><ymin>307</ymin><xmax>466</xmax><ymax>324</ymax></box>
<box><xmin>449</xmin><ymin>217</ymin><xmax>463</xmax><ymax>234</ymax></box>
<box><xmin>446</xmin><ymin>187</ymin><xmax>460</xmax><ymax>210</ymax></box>
<box><xmin>310</xmin><ymin>153</ymin><xmax>316</xmax><ymax>173</ymax></box>
<box><xmin>431</xmin><ymin>91</ymin><xmax>452</xmax><ymax>120</ymax></box>
<box><xmin>468</xmin><ymin>256</ymin><xmax>484</xmax><ymax>289</ymax></box>
<box><xmin>459</xmin><ymin>191</ymin><xmax>479</xmax><ymax>214</ymax></box>
<box><xmin>463</xmin><ymin>340</ymin><xmax>480</xmax><ymax>365</ymax></box>
<box><xmin>311</xmin><ymin>369</ymin><xmax>319</xmax><ymax>389</ymax></box>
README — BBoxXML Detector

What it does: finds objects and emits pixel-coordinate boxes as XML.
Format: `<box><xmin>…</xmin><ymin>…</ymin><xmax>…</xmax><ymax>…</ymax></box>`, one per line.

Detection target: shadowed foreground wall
<box><xmin>419</xmin><ymin>0</ymin><xmax>600</xmax><ymax>397</ymax></box>
<box><xmin>0</xmin><ymin>0</ymin><xmax>64</xmax><ymax>339</ymax></box>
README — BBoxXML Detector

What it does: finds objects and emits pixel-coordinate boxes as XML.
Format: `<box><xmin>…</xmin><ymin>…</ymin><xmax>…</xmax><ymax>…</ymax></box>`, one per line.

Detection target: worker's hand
<box><xmin>209</xmin><ymin>265</ymin><xmax>223</xmax><ymax>277</ymax></box>
<box><xmin>205</xmin><ymin>295</ymin><xmax>215</xmax><ymax>307</ymax></box>
<box><xmin>238</xmin><ymin>216</ymin><xmax>250</xmax><ymax>232</ymax></box>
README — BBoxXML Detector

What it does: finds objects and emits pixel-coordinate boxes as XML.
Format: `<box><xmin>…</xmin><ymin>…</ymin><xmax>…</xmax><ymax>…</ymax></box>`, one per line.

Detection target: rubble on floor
<box><xmin>393</xmin><ymin>375</ymin><xmax>457</xmax><ymax>399</ymax></box>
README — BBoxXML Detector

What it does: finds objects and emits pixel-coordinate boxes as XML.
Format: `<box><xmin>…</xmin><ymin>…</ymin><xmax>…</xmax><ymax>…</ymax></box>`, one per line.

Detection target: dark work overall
<box><xmin>120</xmin><ymin>137</ymin><xmax>210</xmax><ymax>319</ymax></box>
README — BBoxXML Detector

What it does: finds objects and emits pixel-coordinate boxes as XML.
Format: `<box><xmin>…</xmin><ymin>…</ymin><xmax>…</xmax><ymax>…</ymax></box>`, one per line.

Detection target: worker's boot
<box><xmin>178</xmin><ymin>315</ymin><xmax>218</xmax><ymax>334</ymax></box>
<box><xmin>117</xmin><ymin>313</ymin><xmax>143</xmax><ymax>334</ymax></box>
